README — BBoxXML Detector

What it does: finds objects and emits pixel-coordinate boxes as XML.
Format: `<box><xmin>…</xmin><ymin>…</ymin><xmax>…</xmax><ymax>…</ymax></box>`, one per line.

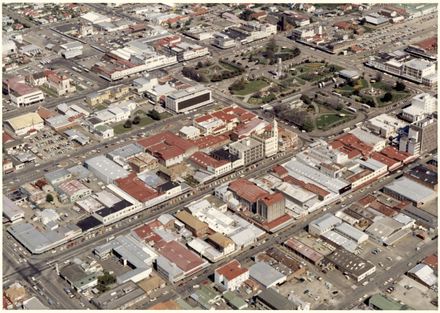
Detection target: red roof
<box><xmin>138</xmin><ymin>131</ymin><xmax>196</xmax><ymax>161</ymax></box>
<box><xmin>272</xmin><ymin>165</ymin><xmax>288</xmax><ymax>178</ymax></box>
<box><xmin>157</xmin><ymin>241</ymin><xmax>205</xmax><ymax>273</ymax></box>
<box><xmin>334</xmin><ymin>133</ymin><xmax>373</xmax><ymax>157</ymax></box>
<box><xmin>422</xmin><ymin>254</ymin><xmax>438</xmax><ymax>269</ymax></box>
<box><xmin>115</xmin><ymin>173</ymin><xmax>159</xmax><ymax>202</ymax></box>
<box><xmin>132</xmin><ymin>220</ymin><xmax>167</xmax><ymax>247</ymax></box>
<box><xmin>215</xmin><ymin>259</ymin><xmax>248</xmax><ymax>281</ymax></box>
<box><xmin>4</xmin><ymin>78</ymin><xmax>39</xmax><ymax>96</ymax></box>
<box><xmin>263</xmin><ymin>213</ymin><xmax>292</xmax><ymax>230</ymax></box>
<box><xmin>37</xmin><ymin>106</ymin><xmax>57</xmax><ymax>120</ymax></box>
<box><xmin>380</xmin><ymin>146</ymin><xmax>414</xmax><ymax>163</ymax></box>
<box><xmin>2</xmin><ymin>132</ymin><xmax>14</xmax><ymax>144</ymax></box>
<box><xmin>228</xmin><ymin>178</ymin><xmax>269</xmax><ymax>204</ymax></box>
<box><xmin>189</xmin><ymin>151</ymin><xmax>228</xmax><ymax>169</ymax></box>
<box><xmin>371</xmin><ymin>152</ymin><xmax>401</xmax><ymax>169</ymax></box>
<box><xmin>358</xmin><ymin>195</ymin><xmax>376</xmax><ymax>207</ymax></box>
<box><xmin>369</xmin><ymin>200</ymin><xmax>397</xmax><ymax>217</ymax></box>
<box><xmin>258</xmin><ymin>192</ymin><xmax>284</xmax><ymax>206</ymax></box>
<box><xmin>334</xmin><ymin>21</ymin><xmax>352</xmax><ymax>30</ymax></box>
<box><xmin>283</xmin><ymin>175</ymin><xmax>330</xmax><ymax>198</ymax></box>
<box><xmin>285</xmin><ymin>238</ymin><xmax>323</xmax><ymax>264</ymax></box>
<box><xmin>191</xmin><ymin>134</ymin><xmax>229</xmax><ymax>149</ymax></box>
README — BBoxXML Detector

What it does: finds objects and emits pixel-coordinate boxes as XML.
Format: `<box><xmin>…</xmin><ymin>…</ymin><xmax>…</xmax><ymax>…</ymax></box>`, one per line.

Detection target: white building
<box><xmin>214</xmin><ymin>259</ymin><xmax>249</xmax><ymax>291</ymax></box>
<box><xmin>365</xmin><ymin>113</ymin><xmax>407</xmax><ymax>138</ymax></box>
<box><xmin>6</xmin><ymin>112</ymin><xmax>44</xmax><ymax>136</ymax></box>
<box><xmin>5</xmin><ymin>80</ymin><xmax>45</xmax><ymax>107</ymax></box>
<box><xmin>308</xmin><ymin>213</ymin><xmax>342</xmax><ymax>236</ymax></box>
<box><xmin>165</xmin><ymin>86</ymin><xmax>213</xmax><ymax>113</ymax></box>
<box><xmin>60</xmin><ymin>41</ymin><xmax>83</xmax><ymax>59</ymax></box>
<box><xmin>401</xmin><ymin>93</ymin><xmax>437</xmax><ymax>122</ymax></box>
<box><xmin>212</xmin><ymin>33</ymin><xmax>236</xmax><ymax>49</ymax></box>
<box><xmin>179</xmin><ymin>126</ymin><xmax>201</xmax><ymax>139</ymax></box>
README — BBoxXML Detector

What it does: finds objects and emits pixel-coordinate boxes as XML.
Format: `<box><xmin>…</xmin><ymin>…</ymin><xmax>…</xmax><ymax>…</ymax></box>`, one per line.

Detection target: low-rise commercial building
<box><xmin>249</xmin><ymin>262</ymin><xmax>287</xmax><ymax>288</ymax></box>
<box><xmin>91</xmin><ymin>281</ymin><xmax>147</xmax><ymax>310</ymax></box>
<box><xmin>214</xmin><ymin>259</ymin><xmax>249</xmax><ymax>291</ymax></box>
<box><xmin>324</xmin><ymin>248</ymin><xmax>376</xmax><ymax>282</ymax></box>
<box><xmin>5</xmin><ymin>112</ymin><xmax>44</xmax><ymax>136</ymax></box>
<box><xmin>383</xmin><ymin>176</ymin><xmax>437</xmax><ymax>207</ymax></box>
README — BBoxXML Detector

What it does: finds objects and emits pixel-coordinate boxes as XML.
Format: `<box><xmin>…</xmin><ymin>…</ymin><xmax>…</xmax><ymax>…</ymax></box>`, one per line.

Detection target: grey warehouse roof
<box><xmin>249</xmin><ymin>262</ymin><xmax>286</xmax><ymax>288</ymax></box>
<box><xmin>384</xmin><ymin>176</ymin><xmax>436</xmax><ymax>203</ymax></box>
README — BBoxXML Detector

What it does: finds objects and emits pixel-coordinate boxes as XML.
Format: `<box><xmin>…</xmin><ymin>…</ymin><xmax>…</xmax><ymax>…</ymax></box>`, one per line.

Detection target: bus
<box><xmin>361</xmin><ymin>103</ymin><xmax>371</xmax><ymax>110</ymax></box>
<box><xmin>347</xmin><ymin>107</ymin><xmax>357</xmax><ymax>113</ymax></box>
<box><xmin>72</xmin><ymin>66</ymin><xmax>82</xmax><ymax>73</ymax></box>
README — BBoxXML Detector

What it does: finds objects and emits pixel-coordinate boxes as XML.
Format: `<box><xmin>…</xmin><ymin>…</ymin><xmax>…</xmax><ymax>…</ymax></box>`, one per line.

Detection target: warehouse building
<box><xmin>249</xmin><ymin>262</ymin><xmax>287</xmax><ymax>288</ymax></box>
<box><xmin>335</xmin><ymin>222</ymin><xmax>369</xmax><ymax>244</ymax></box>
<box><xmin>255</xmin><ymin>288</ymin><xmax>297</xmax><ymax>310</ymax></box>
<box><xmin>85</xmin><ymin>155</ymin><xmax>129</xmax><ymax>184</ymax></box>
<box><xmin>383</xmin><ymin>176</ymin><xmax>437</xmax><ymax>207</ymax></box>
<box><xmin>5</xmin><ymin>112</ymin><xmax>44</xmax><ymax>136</ymax></box>
<box><xmin>91</xmin><ymin>281</ymin><xmax>147</xmax><ymax>310</ymax></box>
<box><xmin>324</xmin><ymin>248</ymin><xmax>376</xmax><ymax>282</ymax></box>
<box><xmin>308</xmin><ymin>213</ymin><xmax>342</xmax><ymax>236</ymax></box>
<box><xmin>3</xmin><ymin>195</ymin><xmax>25</xmax><ymax>223</ymax></box>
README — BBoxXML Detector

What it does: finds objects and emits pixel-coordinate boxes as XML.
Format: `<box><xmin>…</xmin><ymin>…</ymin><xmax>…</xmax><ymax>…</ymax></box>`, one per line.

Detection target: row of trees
<box><xmin>182</xmin><ymin>67</ymin><xmax>209</xmax><ymax>83</ymax></box>
<box><xmin>274</xmin><ymin>103</ymin><xmax>314</xmax><ymax>132</ymax></box>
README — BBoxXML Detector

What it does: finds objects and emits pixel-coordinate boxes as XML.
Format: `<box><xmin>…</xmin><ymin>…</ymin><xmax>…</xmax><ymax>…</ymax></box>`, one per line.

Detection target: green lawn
<box><xmin>39</xmin><ymin>85</ymin><xmax>58</xmax><ymax>97</ymax></box>
<box><xmin>113</xmin><ymin>116</ymin><xmax>154</xmax><ymax>135</ymax></box>
<box><xmin>248</xmin><ymin>97</ymin><xmax>263</xmax><ymax>105</ymax></box>
<box><xmin>94</xmin><ymin>104</ymin><xmax>107</xmax><ymax>111</ymax></box>
<box><xmin>159</xmin><ymin>112</ymin><xmax>172</xmax><ymax>120</ymax></box>
<box><xmin>315</xmin><ymin>113</ymin><xmax>353</xmax><ymax>130</ymax></box>
<box><xmin>372</xmin><ymin>81</ymin><xmax>392</xmax><ymax>91</ymax></box>
<box><xmin>231</xmin><ymin>79</ymin><xmax>269</xmax><ymax>96</ymax></box>
<box><xmin>377</xmin><ymin>91</ymin><xmax>410</xmax><ymax>107</ymax></box>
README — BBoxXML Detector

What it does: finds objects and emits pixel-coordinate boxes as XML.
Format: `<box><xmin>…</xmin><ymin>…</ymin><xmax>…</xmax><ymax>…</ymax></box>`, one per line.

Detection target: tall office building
<box><xmin>399</xmin><ymin>117</ymin><xmax>437</xmax><ymax>155</ymax></box>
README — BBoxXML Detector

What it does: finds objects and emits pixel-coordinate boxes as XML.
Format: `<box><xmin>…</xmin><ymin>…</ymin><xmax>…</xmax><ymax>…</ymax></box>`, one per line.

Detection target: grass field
<box><xmin>315</xmin><ymin>113</ymin><xmax>354</xmax><ymax>130</ymax></box>
<box><xmin>113</xmin><ymin>116</ymin><xmax>154</xmax><ymax>135</ymax></box>
<box><xmin>231</xmin><ymin>79</ymin><xmax>269</xmax><ymax>96</ymax></box>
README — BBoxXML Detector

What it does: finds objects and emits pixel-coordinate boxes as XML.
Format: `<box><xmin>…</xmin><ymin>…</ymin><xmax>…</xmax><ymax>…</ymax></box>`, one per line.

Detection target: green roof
<box><xmin>223</xmin><ymin>291</ymin><xmax>248</xmax><ymax>310</ymax></box>
<box><xmin>175</xmin><ymin>298</ymin><xmax>195</xmax><ymax>310</ymax></box>
<box><xmin>369</xmin><ymin>294</ymin><xmax>412</xmax><ymax>310</ymax></box>
<box><xmin>191</xmin><ymin>286</ymin><xmax>220</xmax><ymax>309</ymax></box>
<box><xmin>72</xmin><ymin>273</ymin><xmax>97</xmax><ymax>290</ymax></box>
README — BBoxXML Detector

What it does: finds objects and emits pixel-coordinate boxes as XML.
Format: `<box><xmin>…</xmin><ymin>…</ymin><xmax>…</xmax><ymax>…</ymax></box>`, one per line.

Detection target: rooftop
<box><xmin>215</xmin><ymin>259</ymin><xmax>248</xmax><ymax>281</ymax></box>
<box><xmin>115</xmin><ymin>173</ymin><xmax>159</xmax><ymax>203</ymax></box>
<box><xmin>157</xmin><ymin>240</ymin><xmax>206</xmax><ymax>272</ymax></box>
<box><xmin>228</xmin><ymin>178</ymin><xmax>269</xmax><ymax>204</ymax></box>
<box><xmin>384</xmin><ymin>176</ymin><xmax>436</xmax><ymax>203</ymax></box>
<box><xmin>249</xmin><ymin>262</ymin><xmax>286</xmax><ymax>288</ymax></box>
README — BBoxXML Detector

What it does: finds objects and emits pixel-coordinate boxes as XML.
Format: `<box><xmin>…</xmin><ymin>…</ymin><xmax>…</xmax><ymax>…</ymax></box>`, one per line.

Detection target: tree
<box><xmin>395</xmin><ymin>81</ymin><xmax>406</xmax><ymax>91</ymax></box>
<box><xmin>46</xmin><ymin>194</ymin><xmax>54</xmax><ymax>203</ymax></box>
<box><xmin>381</xmin><ymin>92</ymin><xmax>393</xmax><ymax>102</ymax></box>
<box><xmin>196</xmin><ymin>61</ymin><xmax>204</xmax><ymax>69</ymax></box>
<box><xmin>240</xmin><ymin>9</ymin><xmax>254</xmax><ymax>21</ymax></box>
<box><xmin>148</xmin><ymin>109</ymin><xmax>161</xmax><ymax>121</ymax></box>
<box><xmin>302</xmin><ymin>116</ymin><xmax>315</xmax><ymax>132</ymax></box>
<box><xmin>123</xmin><ymin>119</ymin><xmax>132</xmax><ymax>128</ymax></box>
<box><xmin>375</xmin><ymin>72</ymin><xmax>383</xmax><ymax>82</ymax></box>
<box><xmin>97</xmin><ymin>271</ymin><xmax>116</xmax><ymax>293</ymax></box>
<box><xmin>132</xmin><ymin>115</ymin><xmax>141</xmax><ymax>125</ymax></box>
<box><xmin>300</xmin><ymin>94</ymin><xmax>312</xmax><ymax>105</ymax></box>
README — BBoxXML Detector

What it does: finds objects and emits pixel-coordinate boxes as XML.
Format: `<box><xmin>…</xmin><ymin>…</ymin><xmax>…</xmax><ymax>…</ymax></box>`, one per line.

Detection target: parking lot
<box><xmin>390</xmin><ymin>275</ymin><xmax>437</xmax><ymax>310</ymax></box>
<box><xmin>27</xmin><ymin>128</ymin><xmax>77</xmax><ymax>161</ymax></box>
